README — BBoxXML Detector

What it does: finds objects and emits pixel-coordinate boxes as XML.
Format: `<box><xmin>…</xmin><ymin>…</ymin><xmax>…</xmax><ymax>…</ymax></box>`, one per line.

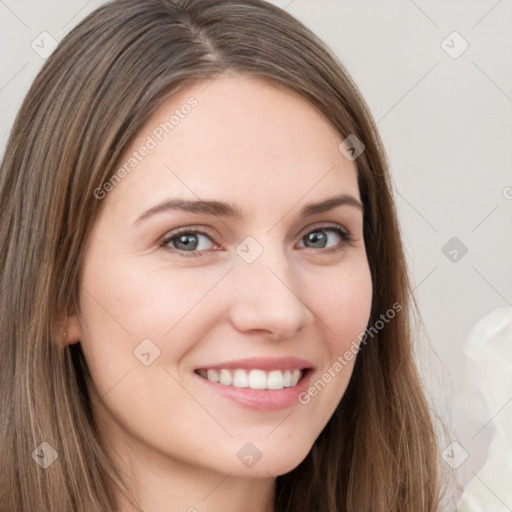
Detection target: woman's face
<box><xmin>70</xmin><ymin>74</ymin><xmax>372</xmax><ymax>479</ymax></box>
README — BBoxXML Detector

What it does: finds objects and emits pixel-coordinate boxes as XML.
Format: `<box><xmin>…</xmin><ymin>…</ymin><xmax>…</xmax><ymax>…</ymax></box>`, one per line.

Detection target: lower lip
<box><xmin>194</xmin><ymin>370</ymin><xmax>313</xmax><ymax>411</ymax></box>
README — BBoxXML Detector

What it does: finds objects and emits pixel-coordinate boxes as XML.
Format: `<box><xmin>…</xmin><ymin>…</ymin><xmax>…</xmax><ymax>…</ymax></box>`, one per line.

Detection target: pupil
<box><xmin>177</xmin><ymin>234</ymin><xmax>198</xmax><ymax>250</ymax></box>
<box><xmin>306</xmin><ymin>231</ymin><xmax>326</xmax><ymax>248</ymax></box>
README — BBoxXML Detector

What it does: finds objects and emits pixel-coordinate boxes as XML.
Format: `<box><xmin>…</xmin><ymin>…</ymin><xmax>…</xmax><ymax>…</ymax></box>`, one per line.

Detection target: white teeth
<box><xmin>267</xmin><ymin>370</ymin><xmax>283</xmax><ymax>390</ymax></box>
<box><xmin>232</xmin><ymin>369</ymin><xmax>249</xmax><ymax>388</ymax></box>
<box><xmin>206</xmin><ymin>369</ymin><xmax>219</xmax><ymax>383</ymax></box>
<box><xmin>248</xmin><ymin>369</ymin><xmax>267</xmax><ymax>389</ymax></box>
<box><xmin>219</xmin><ymin>369</ymin><xmax>232</xmax><ymax>386</ymax></box>
<box><xmin>197</xmin><ymin>368</ymin><xmax>305</xmax><ymax>390</ymax></box>
<box><xmin>290</xmin><ymin>369</ymin><xmax>301</xmax><ymax>386</ymax></box>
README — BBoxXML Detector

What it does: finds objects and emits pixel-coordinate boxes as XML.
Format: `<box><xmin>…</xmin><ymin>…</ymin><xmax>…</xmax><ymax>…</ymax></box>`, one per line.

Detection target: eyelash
<box><xmin>159</xmin><ymin>223</ymin><xmax>355</xmax><ymax>258</ymax></box>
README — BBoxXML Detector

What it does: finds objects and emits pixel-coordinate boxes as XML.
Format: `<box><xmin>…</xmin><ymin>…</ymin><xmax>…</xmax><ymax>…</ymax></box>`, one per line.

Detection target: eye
<box><xmin>159</xmin><ymin>223</ymin><xmax>354</xmax><ymax>258</ymax></box>
<box><xmin>296</xmin><ymin>224</ymin><xmax>354</xmax><ymax>252</ymax></box>
<box><xmin>161</xmin><ymin>229</ymin><xmax>217</xmax><ymax>255</ymax></box>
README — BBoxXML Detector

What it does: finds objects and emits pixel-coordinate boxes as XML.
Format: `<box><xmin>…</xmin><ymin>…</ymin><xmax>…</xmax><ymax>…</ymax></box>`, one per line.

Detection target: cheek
<box><xmin>285</xmin><ymin>260</ymin><xmax>372</xmax><ymax>448</ymax></box>
<box><xmin>76</xmin><ymin>255</ymin><xmax>229</xmax><ymax>380</ymax></box>
<box><xmin>75</xmin><ymin>257</ymin><xmax>229</xmax><ymax>443</ymax></box>
<box><xmin>309</xmin><ymin>259</ymin><xmax>373</xmax><ymax>355</ymax></box>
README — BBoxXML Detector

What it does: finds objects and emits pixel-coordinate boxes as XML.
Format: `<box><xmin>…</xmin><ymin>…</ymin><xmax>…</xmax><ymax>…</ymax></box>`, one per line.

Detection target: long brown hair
<box><xmin>0</xmin><ymin>0</ymin><xmax>447</xmax><ymax>510</ymax></box>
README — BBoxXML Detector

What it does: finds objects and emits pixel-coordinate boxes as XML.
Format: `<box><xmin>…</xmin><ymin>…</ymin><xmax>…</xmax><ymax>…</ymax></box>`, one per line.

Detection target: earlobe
<box><xmin>61</xmin><ymin>315</ymin><xmax>82</xmax><ymax>346</ymax></box>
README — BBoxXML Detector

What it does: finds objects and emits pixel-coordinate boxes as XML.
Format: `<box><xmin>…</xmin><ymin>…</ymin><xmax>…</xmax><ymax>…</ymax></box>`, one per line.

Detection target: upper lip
<box><xmin>195</xmin><ymin>356</ymin><xmax>315</xmax><ymax>371</ymax></box>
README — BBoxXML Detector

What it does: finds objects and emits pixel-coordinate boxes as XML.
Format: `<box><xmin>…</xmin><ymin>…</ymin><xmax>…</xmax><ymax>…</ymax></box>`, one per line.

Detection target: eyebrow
<box><xmin>135</xmin><ymin>194</ymin><xmax>363</xmax><ymax>224</ymax></box>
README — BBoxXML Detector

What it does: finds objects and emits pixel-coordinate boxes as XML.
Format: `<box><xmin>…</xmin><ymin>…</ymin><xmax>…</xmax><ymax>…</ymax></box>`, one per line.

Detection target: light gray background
<box><xmin>1</xmin><ymin>0</ymin><xmax>511</xmax><ymax>503</ymax></box>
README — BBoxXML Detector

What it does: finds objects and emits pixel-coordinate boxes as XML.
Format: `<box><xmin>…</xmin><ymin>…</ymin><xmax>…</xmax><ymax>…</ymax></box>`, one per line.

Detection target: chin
<box><xmin>226</xmin><ymin>439</ymin><xmax>313</xmax><ymax>478</ymax></box>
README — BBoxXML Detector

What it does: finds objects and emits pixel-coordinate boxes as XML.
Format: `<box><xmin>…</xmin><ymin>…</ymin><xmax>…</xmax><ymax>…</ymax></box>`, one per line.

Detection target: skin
<box><xmin>65</xmin><ymin>73</ymin><xmax>373</xmax><ymax>512</ymax></box>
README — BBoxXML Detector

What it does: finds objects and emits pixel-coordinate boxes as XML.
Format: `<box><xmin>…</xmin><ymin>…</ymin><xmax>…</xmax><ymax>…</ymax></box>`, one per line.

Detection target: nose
<box><xmin>227</xmin><ymin>251</ymin><xmax>314</xmax><ymax>341</ymax></box>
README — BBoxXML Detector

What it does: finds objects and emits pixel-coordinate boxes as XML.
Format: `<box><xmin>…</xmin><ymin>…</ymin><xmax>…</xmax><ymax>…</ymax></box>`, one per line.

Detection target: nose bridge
<box><xmin>228</xmin><ymin>241</ymin><xmax>313</xmax><ymax>337</ymax></box>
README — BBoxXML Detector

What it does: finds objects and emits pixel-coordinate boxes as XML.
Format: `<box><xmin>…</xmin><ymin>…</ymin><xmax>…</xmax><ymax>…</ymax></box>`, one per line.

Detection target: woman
<box><xmin>0</xmin><ymin>0</ymin><xmax>446</xmax><ymax>510</ymax></box>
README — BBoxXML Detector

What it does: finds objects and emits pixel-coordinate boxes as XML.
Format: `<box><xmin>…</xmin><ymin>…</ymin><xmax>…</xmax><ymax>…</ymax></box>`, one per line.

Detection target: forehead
<box><xmin>105</xmin><ymin>74</ymin><xmax>360</xmax><ymax>222</ymax></box>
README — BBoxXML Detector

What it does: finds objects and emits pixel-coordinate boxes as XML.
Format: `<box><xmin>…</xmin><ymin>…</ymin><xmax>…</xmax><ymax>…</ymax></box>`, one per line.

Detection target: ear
<box><xmin>57</xmin><ymin>314</ymin><xmax>82</xmax><ymax>346</ymax></box>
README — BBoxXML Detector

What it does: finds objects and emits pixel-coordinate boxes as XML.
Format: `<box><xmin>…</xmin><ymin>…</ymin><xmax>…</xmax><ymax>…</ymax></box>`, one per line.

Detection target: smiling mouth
<box><xmin>194</xmin><ymin>368</ymin><xmax>310</xmax><ymax>390</ymax></box>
